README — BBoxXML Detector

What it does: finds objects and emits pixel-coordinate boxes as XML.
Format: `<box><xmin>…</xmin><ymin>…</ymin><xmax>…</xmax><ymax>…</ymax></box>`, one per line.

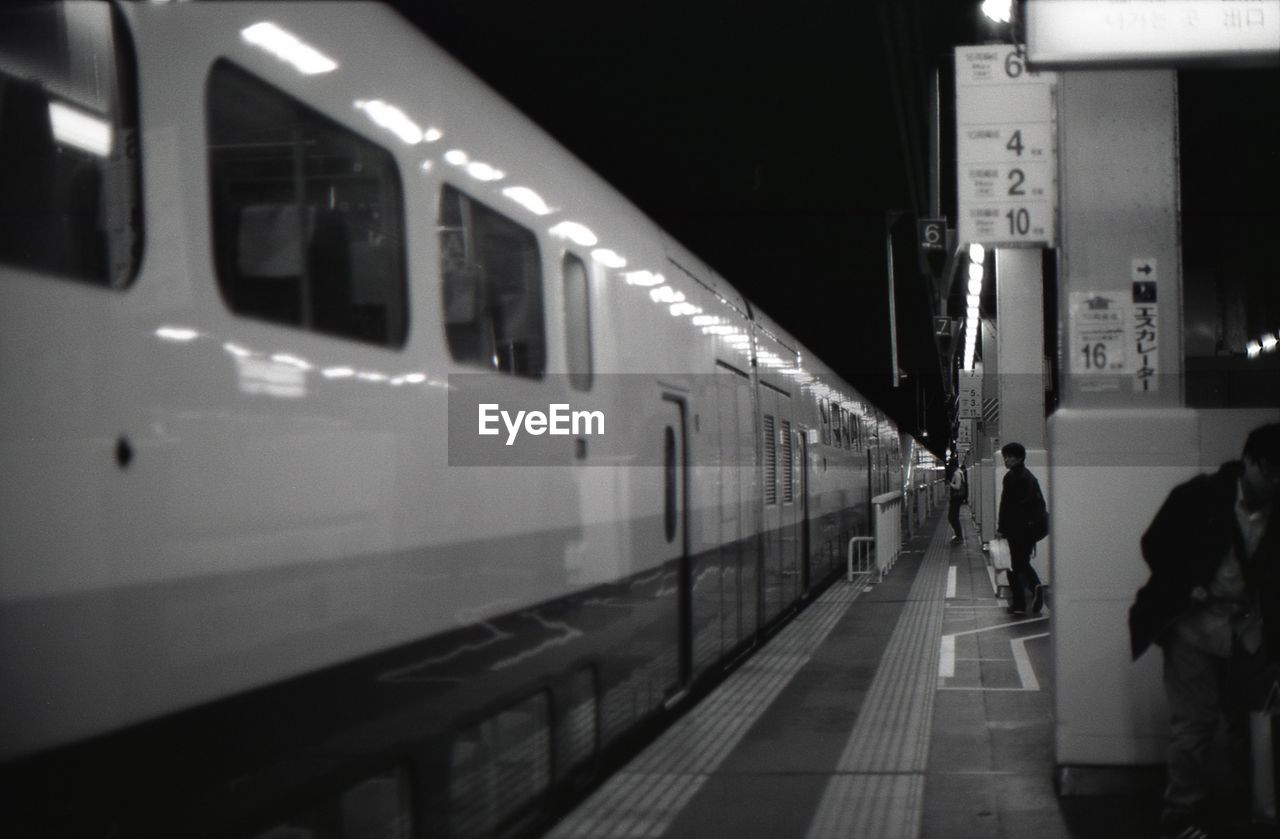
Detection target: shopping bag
<box><xmin>989</xmin><ymin>538</ymin><xmax>1012</xmax><ymax>572</ymax></box>
<box><xmin>1251</xmin><ymin>680</ymin><xmax>1280</xmax><ymax>825</ymax></box>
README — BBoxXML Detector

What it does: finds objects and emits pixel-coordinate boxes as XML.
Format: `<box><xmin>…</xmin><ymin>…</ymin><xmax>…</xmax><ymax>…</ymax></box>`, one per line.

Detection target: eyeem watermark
<box><xmin>479</xmin><ymin>403</ymin><xmax>604</xmax><ymax>446</ymax></box>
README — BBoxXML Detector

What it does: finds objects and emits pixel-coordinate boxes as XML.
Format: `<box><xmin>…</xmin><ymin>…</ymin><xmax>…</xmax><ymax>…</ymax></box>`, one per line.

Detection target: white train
<box><xmin>0</xmin><ymin>3</ymin><xmax>920</xmax><ymax>837</ymax></box>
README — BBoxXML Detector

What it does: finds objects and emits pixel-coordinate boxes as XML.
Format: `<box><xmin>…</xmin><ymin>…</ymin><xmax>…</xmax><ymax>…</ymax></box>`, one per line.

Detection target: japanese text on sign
<box><xmin>955</xmin><ymin>45</ymin><xmax>1058</xmax><ymax>248</ymax></box>
<box><xmin>1133</xmin><ymin>300</ymin><xmax>1159</xmax><ymax>392</ymax></box>
<box><xmin>1070</xmin><ymin>292</ymin><xmax>1127</xmax><ymax>374</ymax></box>
<box><xmin>958</xmin><ymin>371</ymin><xmax>982</xmax><ymax>419</ymax></box>
<box><xmin>1026</xmin><ymin>1</ymin><xmax>1280</xmax><ymax>68</ymax></box>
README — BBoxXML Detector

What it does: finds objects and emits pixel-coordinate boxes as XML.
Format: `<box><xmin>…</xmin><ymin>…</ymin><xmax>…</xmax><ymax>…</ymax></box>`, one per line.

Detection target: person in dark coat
<box><xmin>995</xmin><ymin>441</ymin><xmax>1047</xmax><ymax>616</ymax></box>
<box><xmin>947</xmin><ymin>459</ymin><xmax>966</xmax><ymax>544</ymax></box>
<box><xmin>1129</xmin><ymin>423</ymin><xmax>1280</xmax><ymax>839</ymax></box>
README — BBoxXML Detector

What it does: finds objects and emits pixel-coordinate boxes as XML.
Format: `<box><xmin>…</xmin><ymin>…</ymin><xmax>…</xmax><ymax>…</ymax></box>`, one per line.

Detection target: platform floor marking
<box><xmin>805</xmin><ymin>521</ymin><xmax>951</xmax><ymax>839</ymax></box>
<box><xmin>946</xmin><ymin>615</ymin><xmax>1048</xmax><ymax>637</ymax></box>
<box><xmin>946</xmin><ymin>565</ymin><xmax>956</xmax><ymax>599</ymax></box>
<box><xmin>939</xmin><ymin>635</ymin><xmax>955</xmax><ymax>679</ymax></box>
<box><xmin>937</xmin><ymin>618</ymin><xmax>1050</xmax><ymax>692</ymax></box>
<box><xmin>546</xmin><ymin>573</ymin><xmax>873</xmax><ymax>839</ymax></box>
<box><xmin>1011</xmin><ymin>631</ymin><xmax>1049</xmax><ymax>691</ymax></box>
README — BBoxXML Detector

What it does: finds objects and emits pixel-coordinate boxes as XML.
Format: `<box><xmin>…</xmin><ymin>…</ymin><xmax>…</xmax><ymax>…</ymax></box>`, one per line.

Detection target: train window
<box><xmin>818</xmin><ymin>399</ymin><xmax>830</xmax><ymax>446</ymax></box>
<box><xmin>439</xmin><ymin>184</ymin><xmax>546</xmax><ymax>378</ymax></box>
<box><xmin>831</xmin><ymin>406</ymin><xmax>842</xmax><ymax>448</ymax></box>
<box><xmin>563</xmin><ymin>252</ymin><xmax>593</xmax><ymax>390</ymax></box>
<box><xmin>781</xmin><ymin>420</ymin><xmax>794</xmax><ymax>503</ymax></box>
<box><xmin>558</xmin><ymin>667</ymin><xmax>599</xmax><ymax>772</ymax></box>
<box><xmin>763</xmin><ymin>414</ymin><xmax>777</xmax><ymax>505</ymax></box>
<box><xmin>450</xmin><ymin>692</ymin><xmax>551</xmax><ymax>837</ymax></box>
<box><xmin>0</xmin><ymin>2</ymin><xmax>142</xmax><ymax>287</ymax></box>
<box><xmin>207</xmin><ymin>61</ymin><xmax>408</xmax><ymax>347</ymax></box>
<box><xmin>249</xmin><ymin>765</ymin><xmax>413</xmax><ymax>839</ymax></box>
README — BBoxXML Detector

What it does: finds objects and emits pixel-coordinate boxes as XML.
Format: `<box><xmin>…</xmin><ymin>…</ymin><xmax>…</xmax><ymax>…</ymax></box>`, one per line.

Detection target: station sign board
<box><xmin>958</xmin><ymin>370</ymin><xmax>981</xmax><ymax>419</ymax></box>
<box><xmin>1025</xmin><ymin>0</ymin><xmax>1280</xmax><ymax>69</ymax></box>
<box><xmin>954</xmin><ymin>45</ymin><xmax>1057</xmax><ymax>248</ymax></box>
<box><xmin>918</xmin><ymin>218</ymin><xmax>946</xmax><ymax>251</ymax></box>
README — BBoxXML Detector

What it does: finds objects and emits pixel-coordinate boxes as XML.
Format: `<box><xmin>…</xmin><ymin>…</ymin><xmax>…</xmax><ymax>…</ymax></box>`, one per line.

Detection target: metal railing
<box><xmin>846</xmin><ymin>490</ymin><xmax>904</xmax><ymax>583</ymax></box>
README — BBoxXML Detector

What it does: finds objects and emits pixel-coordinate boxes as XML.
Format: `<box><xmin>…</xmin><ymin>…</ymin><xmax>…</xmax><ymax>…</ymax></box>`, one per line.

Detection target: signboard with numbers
<box><xmin>958</xmin><ymin>370</ymin><xmax>981</xmax><ymax>419</ymax></box>
<box><xmin>1069</xmin><ymin>291</ymin><xmax>1128</xmax><ymax>375</ymax></box>
<box><xmin>1026</xmin><ymin>0</ymin><xmax>1280</xmax><ymax>68</ymax></box>
<box><xmin>918</xmin><ymin>218</ymin><xmax>946</xmax><ymax>251</ymax></box>
<box><xmin>955</xmin><ymin>45</ymin><xmax>1057</xmax><ymax>248</ymax></box>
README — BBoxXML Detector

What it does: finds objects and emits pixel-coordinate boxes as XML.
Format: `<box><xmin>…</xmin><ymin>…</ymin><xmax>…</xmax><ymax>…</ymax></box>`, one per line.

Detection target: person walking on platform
<box><xmin>995</xmin><ymin>441</ymin><xmax>1048</xmax><ymax>616</ymax></box>
<box><xmin>948</xmin><ymin>459</ymin><xmax>966</xmax><ymax>544</ymax></box>
<box><xmin>1129</xmin><ymin>423</ymin><xmax>1280</xmax><ymax>839</ymax></box>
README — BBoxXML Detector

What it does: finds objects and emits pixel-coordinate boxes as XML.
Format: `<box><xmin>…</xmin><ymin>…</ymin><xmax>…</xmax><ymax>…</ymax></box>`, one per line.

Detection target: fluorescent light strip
<box><xmin>49</xmin><ymin>102</ymin><xmax>111</xmax><ymax>156</ymax></box>
<box><xmin>241</xmin><ymin>22</ymin><xmax>337</xmax><ymax>75</ymax></box>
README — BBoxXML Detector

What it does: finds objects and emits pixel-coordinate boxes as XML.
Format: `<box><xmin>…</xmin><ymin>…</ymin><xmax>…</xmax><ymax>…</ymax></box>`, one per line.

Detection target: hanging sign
<box><xmin>958</xmin><ymin>370</ymin><xmax>982</xmax><ymax>419</ymax></box>
<box><xmin>955</xmin><ymin>45</ymin><xmax>1058</xmax><ymax>248</ymax></box>
<box><xmin>1026</xmin><ymin>0</ymin><xmax>1280</xmax><ymax>69</ymax></box>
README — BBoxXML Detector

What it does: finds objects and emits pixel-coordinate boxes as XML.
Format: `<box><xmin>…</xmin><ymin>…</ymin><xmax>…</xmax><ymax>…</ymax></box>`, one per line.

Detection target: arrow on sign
<box><xmin>1136</xmin><ymin>263</ymin><xmax>1153</xmax><ymax>275</ymax></box>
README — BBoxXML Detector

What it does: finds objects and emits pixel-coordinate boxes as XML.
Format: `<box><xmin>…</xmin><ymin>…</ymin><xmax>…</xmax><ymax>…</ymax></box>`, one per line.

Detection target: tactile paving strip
<box><xmin>804</xmin><ymin>523</ymin><xmax>951</xmax><ymax>839</ymax></box>
<box><xmin>545</xmin><ymin>574</ymin><xmax>874</xmax><ymax>839</ymax></box>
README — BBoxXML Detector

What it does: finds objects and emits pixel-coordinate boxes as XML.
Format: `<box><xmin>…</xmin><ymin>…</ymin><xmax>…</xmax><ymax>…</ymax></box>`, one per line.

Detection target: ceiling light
<box><xmin>591</xmin><ymin>248</ymin><xmax>627</xmax><ymax>268</ymax></box>
<box><xmin>241</xmin><ymin>22</ymin><xmax>337</xmax><ymax>74</ymax></box>
<box><xmin>354</xmin><ymin>99</ymin><xmax>423</xmax><ymax>144</ymax></box>
<box><xmin>549</xmin><ymin>221</ymin><xmax>598</xmax><ymax>247</ymax></box>
<box><xmin>49</xmin><ymin>102</ymin><xmax>111</xmax><ymax>156</ymax></box>
<box><xmin>502</xmin><ymin>186</ymin><xmax>552</xmax><ymax>215</ymax></box>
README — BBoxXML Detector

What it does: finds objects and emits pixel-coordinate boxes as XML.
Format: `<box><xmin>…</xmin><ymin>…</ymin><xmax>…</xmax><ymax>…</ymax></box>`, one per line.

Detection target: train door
<box><xmin>758</xmin><ymin>386</ymin><xmax>783</xmax><ymax>623</ymax></box>
<box><xmin>797</xmin><ymin>426</ymin><xmax>811</xmax><ymax>594</ymax></box>
<box><xmin>715</xmin><ymin>362</ymin><xmax>756</xmax><ymax>651</ymax></box>
<box><xmin>659</xmin><ymin>394</ymin><xmax>690</xmax><ymax>702</ymax></box>
<box><xmin>777</xmin><ymin>396</ymin><xmax>801</xmax><ymax>609</ymax></box>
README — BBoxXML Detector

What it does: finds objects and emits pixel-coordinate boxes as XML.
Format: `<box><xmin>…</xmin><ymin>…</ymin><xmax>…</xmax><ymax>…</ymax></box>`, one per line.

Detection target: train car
<box><xmin>0</xmin><ymin>2</ymin><xmax>914</xmax><ymax>837</ymax></box>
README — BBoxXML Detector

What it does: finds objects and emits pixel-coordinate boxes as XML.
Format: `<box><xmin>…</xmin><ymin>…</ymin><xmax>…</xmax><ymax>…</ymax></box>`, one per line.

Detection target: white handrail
<box><xmin>842</xmin><ymin>490</ymin><xmax>903</xmax><ymax>583</ymax></box>
<box><xmin>847</xmin><ymin>536</ymin><xmax>875</xmax><ymax>581</ymax></box>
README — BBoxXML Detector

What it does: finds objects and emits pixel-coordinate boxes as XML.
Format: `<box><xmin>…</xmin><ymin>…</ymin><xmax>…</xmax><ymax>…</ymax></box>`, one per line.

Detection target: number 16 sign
<box><xmin>1070</xmin><ymin>291</ymin><xmax>1127</xmax><ymax>374</ymax></box>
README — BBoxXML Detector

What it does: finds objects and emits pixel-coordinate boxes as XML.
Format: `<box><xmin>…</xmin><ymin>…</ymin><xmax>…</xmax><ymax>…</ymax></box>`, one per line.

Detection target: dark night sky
<box><xmin>386</xmin><ymin>0</ymin><xmax>1279</xmax><ymax>454</ymax></box>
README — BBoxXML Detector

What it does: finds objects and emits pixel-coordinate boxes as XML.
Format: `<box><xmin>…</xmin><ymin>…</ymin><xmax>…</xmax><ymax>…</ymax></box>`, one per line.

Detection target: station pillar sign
<box><xmin>955</xmin><ymin>45</ymin><xmax>1057</xmax><ymax>248</ymax></box>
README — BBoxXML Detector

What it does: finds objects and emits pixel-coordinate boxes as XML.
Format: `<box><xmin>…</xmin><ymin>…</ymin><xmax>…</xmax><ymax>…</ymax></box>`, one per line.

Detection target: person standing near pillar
<box><xmin>996</xmin><ymin>441</ymin><xmax>1048</xmax><ymax>616</ymax></box>
<box><xmin>1129</xmin><ymin>423</ymin><xmax>1280</xmax><ymax>839</ymax></box>
<box><xmin>948</xmin><ymin>459</ymin><xmax>966</xmax><ymax>544</ymax></box>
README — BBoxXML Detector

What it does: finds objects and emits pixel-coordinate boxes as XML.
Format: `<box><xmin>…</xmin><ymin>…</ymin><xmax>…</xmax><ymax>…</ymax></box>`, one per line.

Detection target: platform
<box><xmin>542</xmin><ymin>508</ymin><xmax>1274</xmax><ymax>839</ymax></box>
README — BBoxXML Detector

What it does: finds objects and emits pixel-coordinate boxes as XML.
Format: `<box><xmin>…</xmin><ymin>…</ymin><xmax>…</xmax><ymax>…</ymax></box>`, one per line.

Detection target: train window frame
<box><xmin>205</xmin><ymin>60</ymin><xmax>409</xmax><ymax>348</ymax></box>
<box><xmin>780</xmin><ymin>419</ymin><xmax>794</xmax><ymax>504</ymax></box>
<box><xmin>562</xmin><ymin>251</ymin><xmax>593</xmax><ymax>391</ymax></box>
<box><xmin>0</xmin><ymin>1</ymin><xmax>143</xmax><ymax>287</ymax></box>
<box><xmin>438</xmin><ymin>183</ymin><xmax>547</xmax><ymax>378</ymax></box>
<box><xmin>449</xmin><ymin>691</ymin><xmax>552</xmax><ymax>837</ymax></box>
<box><xmin>556</xmin><ymin>666</ymin><xmax>599</xmax><ymax>773</ymax></box>
<box><xmin>763</xmin><ymin>414</ymin><xmax>777</xmax><ymax>506</ymax></box>
<box><xmin>249</xmin><ymin>763</ymin><xmax>414</xmax><ymax>839</ymax></box>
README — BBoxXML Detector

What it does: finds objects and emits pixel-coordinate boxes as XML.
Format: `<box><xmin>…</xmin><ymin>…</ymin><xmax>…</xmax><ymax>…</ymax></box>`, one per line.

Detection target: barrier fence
<box><xmin>846</xmin><ymin>490</ymin><xmax>903</xmax><ymax>583</ymax></box>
